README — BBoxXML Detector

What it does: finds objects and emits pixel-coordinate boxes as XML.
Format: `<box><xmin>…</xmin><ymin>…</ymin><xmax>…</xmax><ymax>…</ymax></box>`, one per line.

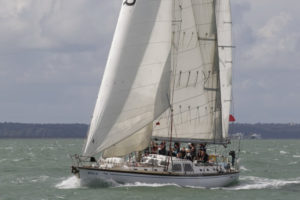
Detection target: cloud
<box><xmin>230</xmin><ymin>0</ymin><xmax>300</xmax><ymax>123</ymax></box>
<box><xmin>0</xmin><ymin>0</ymin><xmax>299</xmax><ymax>123</ymax></box>
<box><xmin>246</xmin><ymin>12</ymin><xmax>300</xmax><ymax>63</ymax></box>
<box><xmin>258</xmin><ymin>12</ymin><xmax>291</xmax><ymax>39</ymax></box>
<box><xmin>0</xmin><ymin>0</ymin><xmax>121</xmax><ymax>52</ymax></box>
<box><xmin>0</xmin><ymin>0</ymin><xmax>122</xmax><ymax>123</ymax></box>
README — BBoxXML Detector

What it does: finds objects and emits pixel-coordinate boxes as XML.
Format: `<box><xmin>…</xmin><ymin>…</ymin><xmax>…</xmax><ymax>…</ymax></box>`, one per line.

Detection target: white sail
<box><xmin>83</xmin><ymin>0</ymin><xmax>173</xmax><ymax>157</ymax></box>
<box><xmin>73</xmin><ymin>0</ymin><xmax>239</xmax><ymax>189</ymax></box>
<box><xmin>216</xmin><ymin>0</ymin><xmax>233</xmax><ymax>139</ymax></box>
<box><xmin>152</xmin><ymin>0</ymin><xmax>225</xmax><ymax>143</ymax></box>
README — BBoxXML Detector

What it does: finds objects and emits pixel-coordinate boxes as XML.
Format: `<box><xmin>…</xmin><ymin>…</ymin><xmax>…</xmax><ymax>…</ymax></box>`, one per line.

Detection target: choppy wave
<box><xmin>2</xmin><ymin>146</ymin><xmax>13</xmax><ymax>150</ymax></box>
<box><xmin>41</xmin><ymin>146</ymin><xmax>55</xmax><ymax>151</ymax></box>
<box><xmin>280</xmin><ymin>151</ymin><xmax>288</xmax><ymax>154</ymax></box>
<box><xmin>240</xmin><ymin>166</ymin><xmax>250</xmax><ymax>171</ymax></box>
<box><xmin>31</xmin><ymin>175</ymin><xmax>49</xmax><ymax>183</ymax></box>
<box><xmin>226</xmin><ymin>176</ymin><xmax>300</xmax><ymax>190</ymax></box>
<box><xmin>293</xmin><ymin>155</ymin><xmax>300</xmax><ymax>158</ymax></box>
<box><xmin>27</xmin><ymin>152</ymin><xmax>35</xmax><ymax>157</ymax></box>
<box><xmin>55</xmin><ymin>176</ymin><xmax>81</xmax><ymax>189</ymax></box>
<box><xmin>12</xmin><ymin>158</ymin><xmax>24</xmax><ymax>162</ymax></box>
<box><xmin>288</xmin><ymin>161</ymin><xmax>298</xmax><ymax>165</ymax></box>
<box><xmin>11</xmin><ymin>177</ymin><xmax>25</xmax><ymax>184</ymax></box>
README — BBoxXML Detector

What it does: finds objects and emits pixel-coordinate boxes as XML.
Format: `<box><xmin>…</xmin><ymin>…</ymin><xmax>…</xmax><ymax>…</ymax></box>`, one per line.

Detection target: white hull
<box><xmin>76</xmin><ymin>167</ymin><xmax>239</xmax><ymax>188</ymax></box>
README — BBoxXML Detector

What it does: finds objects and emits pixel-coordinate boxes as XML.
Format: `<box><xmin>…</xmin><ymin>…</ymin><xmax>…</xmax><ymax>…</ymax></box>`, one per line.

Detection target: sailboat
<box><xmin>71</xmin><ymin>0</ymin><xmax>239</xmax><ymax>188</ymax></box>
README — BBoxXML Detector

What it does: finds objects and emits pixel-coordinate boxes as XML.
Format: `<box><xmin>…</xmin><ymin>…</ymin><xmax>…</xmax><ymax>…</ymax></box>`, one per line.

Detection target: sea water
<box><xmin>0</xmin><ymin>139</ymin><xmax>299</xmax><ymax>200</ymax></box>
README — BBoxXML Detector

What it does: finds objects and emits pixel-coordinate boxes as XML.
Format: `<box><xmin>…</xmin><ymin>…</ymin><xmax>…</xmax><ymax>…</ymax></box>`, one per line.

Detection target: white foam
<box><xmin>117</xmin><ymin>182</ymin><xmax>180</xmax><ymax>188</ymax></box>
<box><xmin>27</xmin><ymin>152</ymin><xmax>35</xmax><ymax>157</ymax></box>
<box><xmin>280</xmin><ymin>151</ymin><xmax>288</xmax><ymax>154</ymax></box>
<box><xmin>41</xmin><ymin>146</ymin><xmax>55</xmax><ymax>151</ymax></box>
<box><xmin>293</xmin><ymin>155</ymin><xmax>300</xmax><ymax>158</ymax></box>
<box><xmin>11</xmin><ymin>177</ymin><xmax>25</xmax><ymax>184</ymax></box>
<box><xmin>55</xmin><ymin>176</ymin><xmax>81</xmax><ymax>189</ymax></box>
<box><xmin>12</xmin><ymin>158</ymin><xmax>24</xmax><ymax>162</ymax></box>
<box><xmin>240</xmin><ymin>166</ymin><xmax>250</xmax><ymax>171</ymax></box>
<box><xmin>31</xmin><ymin>175</ymin><xmax>49</xmax><ymax>183</ymax></box>
<box><xmin>226</xmin><ymin>176</ymin><xmax>300</xmax><ymax>190</ymax></box>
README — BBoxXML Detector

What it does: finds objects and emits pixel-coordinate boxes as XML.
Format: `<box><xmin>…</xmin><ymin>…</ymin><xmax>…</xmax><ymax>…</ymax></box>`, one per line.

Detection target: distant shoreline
<box><xmin>0</xmin><ymin>122</ymin><xmax>88</xmax><ymax>139</ymax></box>
<box><xmin>0</xmin><ymin>122</ymin><xmax>299</xmax><ymax>139</ymax></box>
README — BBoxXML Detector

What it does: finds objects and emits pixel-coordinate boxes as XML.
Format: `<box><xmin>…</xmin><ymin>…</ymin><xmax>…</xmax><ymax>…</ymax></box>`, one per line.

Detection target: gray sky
<box><xmin>0</xmin><ymin>0</ymin><xmax>299</xmax><ymax>124</ymax></box>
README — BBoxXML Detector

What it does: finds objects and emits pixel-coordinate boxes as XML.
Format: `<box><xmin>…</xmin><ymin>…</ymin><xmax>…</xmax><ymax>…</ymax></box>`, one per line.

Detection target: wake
<box><xmin>116</xmin><ymin>182</ymin><xmax>180</xmax><ymax>188</ymax></box>
<box><xmin>55</xmin><ymin>176</ymin><xmax>81</xmax><ymax>189</ymax></box>
<box><xmin>225</xmin><ymin>176</ymin><xmax>300</xmax><ymax>190</ymax></box>
<box><xmin>55</xmin><ymin>175</ymin><xmax>300</xmax><ymax>190</ymax></box>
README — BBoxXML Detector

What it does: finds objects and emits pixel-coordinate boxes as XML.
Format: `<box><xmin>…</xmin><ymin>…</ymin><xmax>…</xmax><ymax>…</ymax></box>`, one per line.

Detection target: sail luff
<box><xmin>216</xmin><ymin>0</ymin><xmax>233</xmax><ymax>139</ymax></box>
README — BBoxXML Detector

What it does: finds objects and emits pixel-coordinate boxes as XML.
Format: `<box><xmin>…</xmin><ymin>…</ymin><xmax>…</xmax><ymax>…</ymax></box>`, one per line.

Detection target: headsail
<box><xmin>152</xmin><ymin>0</ymin><xmax>232</xmax><ymax>143</ymax></box>
<box><xmin>83</xmin><ymin>0</ymin><xmax>173</xmax><ymax>157</ymax></box>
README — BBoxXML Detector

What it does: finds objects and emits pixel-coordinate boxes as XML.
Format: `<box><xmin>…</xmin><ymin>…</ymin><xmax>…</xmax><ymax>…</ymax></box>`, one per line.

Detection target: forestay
<box><xmin>83</xmin><ymin>0</ymin><xmax>173</xmax><ymax>157</ymax></box>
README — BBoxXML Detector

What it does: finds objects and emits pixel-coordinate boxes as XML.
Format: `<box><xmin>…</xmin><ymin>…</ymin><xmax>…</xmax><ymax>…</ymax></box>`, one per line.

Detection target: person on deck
<box><xmin>176</xmin><ymin>151</ymin><xmax>182</xmax><ymax>159</ymax></box>
<box><xmin>199</xmin><ymin>149</ymin><xmax>209</xmax><ymax>163</ymax></box>
<box><xmin>158</xmin><ymin>141</ymin><xmax>167</xmax><ymax>155</ymax></box>
<box><xmin>180</xmin><ymin>147</ymin><xmax>186</xmax><ymax>159</ymax></box>
<box><xmin>173</xmin><ymin>142</ymin><xmax>180</xmax><ymax>156</ymax></box>
<box><xmin>188</xmin><ymin>143</ymin><xmax>196</xmax><ymax>161</ymax></box>
<box><xmin>185</xmin><ymin>149</ymin><xmax>192</xmax><ymax>161</ymax></box>
<box><xmin>150</xmin><ymin>141</ymin><xmax>158</xmax><ymax>154</ymax></box>
<box><xmin>199</xmin><ymin>143</ymin><xmax>207</xmax><ymax>152</ymax></box>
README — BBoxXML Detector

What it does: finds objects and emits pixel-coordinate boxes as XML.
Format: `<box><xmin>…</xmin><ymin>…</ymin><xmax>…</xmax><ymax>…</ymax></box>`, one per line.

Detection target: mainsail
<box><xmin>82</xmin><ymin>0</ymin><xmax>233</xmax><ymax>157</ymax></box>
<box><xmin>153</xmin><ymin>0</ymin><xmax>232</xmax><ymax>143</ymax></box>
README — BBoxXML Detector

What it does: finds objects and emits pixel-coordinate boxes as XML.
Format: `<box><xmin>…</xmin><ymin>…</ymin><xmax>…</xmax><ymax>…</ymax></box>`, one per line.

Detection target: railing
<box><xmin>70</xmin><ymin>154</ymin><xmax>98</xmax><ymax>168</ymax></box>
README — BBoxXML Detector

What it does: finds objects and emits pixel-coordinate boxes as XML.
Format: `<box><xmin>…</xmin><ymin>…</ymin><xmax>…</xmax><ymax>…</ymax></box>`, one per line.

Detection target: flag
<box><xmin>229</xmin><ymin>114</ymin><xmax>236</xmax><ymax>122</ymax></box>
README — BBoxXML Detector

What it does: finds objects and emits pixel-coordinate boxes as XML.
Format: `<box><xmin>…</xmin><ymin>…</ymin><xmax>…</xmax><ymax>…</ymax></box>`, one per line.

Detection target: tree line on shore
<box><xmin>0</xmin><ymin>122</ymin><xmax>299</xmax><ymax>139</ymax></box>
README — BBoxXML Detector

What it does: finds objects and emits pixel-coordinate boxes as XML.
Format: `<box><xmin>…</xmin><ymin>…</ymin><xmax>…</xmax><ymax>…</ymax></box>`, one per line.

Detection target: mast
<box><xmin>166</xmin><ymin>0</ymin><xmax>182</xmax><ymax>169</ymax></box>
<box><xmin>212</xmin><ymin>0</ymin><xmax>223</xmax><ymax>144</ymax></box>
